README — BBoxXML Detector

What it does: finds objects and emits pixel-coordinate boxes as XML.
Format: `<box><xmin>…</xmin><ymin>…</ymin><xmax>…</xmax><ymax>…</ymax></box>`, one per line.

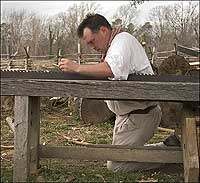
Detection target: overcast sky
<box><xmin>1</xmin><ymin>1</ymin><xmax>197</xmax><ymax>25</ymax></box>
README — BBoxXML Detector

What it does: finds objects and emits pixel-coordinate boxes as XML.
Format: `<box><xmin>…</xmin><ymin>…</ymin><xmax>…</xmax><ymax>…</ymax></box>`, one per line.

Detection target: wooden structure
<box><xmin>1</xmin><ymin>44</ymin><xmax>199</xmax><ymax>71</ymax></box>
<box><xmin>151</xmin><ymin>44</ymin><xmax>200</xmax><ymax>69</ymax></box>
<box><xmin>79</xmin><ymin>98</ymin><xmax>114</xmax><ymax>124</ymax></box>
<box><xmin>1</xmin><ymin>76</ymin><xmax>199</xmax><ymax>182</ymax></box>
<box><xmin>176</xmin><ymin>45</ymin><xmax>200</xmax><ymax>57</ymax></box>
<box><xmin>0</xmin><ymin>52</ymin><xmax>101</xmax><ymax>70</ymax></box>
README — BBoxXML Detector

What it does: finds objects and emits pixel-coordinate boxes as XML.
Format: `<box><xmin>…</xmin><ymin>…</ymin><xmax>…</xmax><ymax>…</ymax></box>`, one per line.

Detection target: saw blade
<box><xmin>127</xmin><ymin>73</ymin><xmax>199</xmax><ymax>83</ymax></box>
<box><xmin>0</xmin><ymin>69</ymin><xmax>199</xmax><ymax>83</ymax></box>
<box><xmin>0</xmin><ymin>69</ymin><xmax>106</xmax><ymax>80</ymax></box>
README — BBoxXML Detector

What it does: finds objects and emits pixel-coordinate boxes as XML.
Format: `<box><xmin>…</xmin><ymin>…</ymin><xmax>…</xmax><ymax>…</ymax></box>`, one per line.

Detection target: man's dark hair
<box><xmin>77</xmin><ymin>13</ymin><xmax>112</xmax><ymax>38</ymax></box>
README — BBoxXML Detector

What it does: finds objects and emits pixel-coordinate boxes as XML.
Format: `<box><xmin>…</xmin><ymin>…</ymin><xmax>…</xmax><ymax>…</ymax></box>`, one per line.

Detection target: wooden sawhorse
<box><xmin>1</xmin><ymin>78</ymin><xmax>199</xmax><ymax>182</ymax></box>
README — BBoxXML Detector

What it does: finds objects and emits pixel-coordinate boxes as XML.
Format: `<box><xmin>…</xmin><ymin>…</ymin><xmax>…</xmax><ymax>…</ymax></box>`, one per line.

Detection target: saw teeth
<box><xmin>0</xmin><ymin>69</ymin><xmax>198</xmax><ymax>83</ymax></box>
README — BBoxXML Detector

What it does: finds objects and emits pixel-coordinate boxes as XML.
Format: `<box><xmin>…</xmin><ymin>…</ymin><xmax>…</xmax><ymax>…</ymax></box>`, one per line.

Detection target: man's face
<box><xmin>82</xmin><ymin>27</ymin><xmax>110</xmax><ymax>53</ymax></box>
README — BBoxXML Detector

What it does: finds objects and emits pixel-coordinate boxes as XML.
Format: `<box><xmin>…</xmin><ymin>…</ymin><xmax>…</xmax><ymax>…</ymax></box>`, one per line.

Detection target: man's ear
<box><xmin>99</xmin><ymin>26</ymin><xmax>108</xmax><ymax>35</ymax></box>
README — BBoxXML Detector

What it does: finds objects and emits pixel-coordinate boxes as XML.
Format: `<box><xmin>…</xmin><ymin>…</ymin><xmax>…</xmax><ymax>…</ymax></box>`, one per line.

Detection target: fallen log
<box><xmin>79</xmin><ymin>98</ymin><xmax>114</xmax><ymax>124</ymax></box>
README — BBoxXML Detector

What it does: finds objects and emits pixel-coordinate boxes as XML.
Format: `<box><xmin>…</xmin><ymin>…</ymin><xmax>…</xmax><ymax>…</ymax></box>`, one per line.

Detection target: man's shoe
<box><xmin>163</xmin><ymin>134</ymin><xmax>181</xmax><ymax>146</ymax></box>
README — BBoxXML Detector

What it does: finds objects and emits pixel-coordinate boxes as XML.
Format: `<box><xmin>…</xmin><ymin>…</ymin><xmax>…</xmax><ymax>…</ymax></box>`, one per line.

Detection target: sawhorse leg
<box><xmin>13</xmin><ymin>96</ymin><xmax>40</xmax><ymax>182</ymax></box>
<box><xmin>181</xmin><ymin>105</ymin><xmax>199</xmax><ymax>182</ymax></box>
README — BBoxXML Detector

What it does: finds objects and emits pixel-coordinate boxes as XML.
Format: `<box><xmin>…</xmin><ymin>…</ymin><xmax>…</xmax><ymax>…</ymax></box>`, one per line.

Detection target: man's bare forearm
<box><xmin>59</xmin><ymin>58</ymin><xmax>113</xmax><ymax>78</ymax></box>
<box><xmin>77</xmin><ymin>62</ymin><xmax>114</xmax><ymax>78</ymax></box>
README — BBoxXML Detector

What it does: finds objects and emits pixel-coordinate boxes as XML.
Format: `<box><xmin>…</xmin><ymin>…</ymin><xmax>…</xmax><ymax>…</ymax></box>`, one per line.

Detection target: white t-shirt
<box><xmin>104</xmin><ymin>32</ymin><xmax>157</xmax><ymax>115</ymax></box>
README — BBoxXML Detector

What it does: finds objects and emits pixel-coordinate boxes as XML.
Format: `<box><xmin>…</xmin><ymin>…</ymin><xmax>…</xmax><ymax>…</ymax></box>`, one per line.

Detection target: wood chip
<box><xmin>1</xmin><ymin>145</ymin><xmax>14</xmax><ymax>149</ymax></box>
<box><xmin>60</xmin><ymin>133</ymin><xmax>90</xmax><ymax>146</ymax></box>
<box><xmin>65</xmin><ymin>175</ymin><xmax>76</xmax><ymax>182</ymax></box>
<box><xmin>95</xmin><ymin>174</ymin><xmax>105</xmax><ymax>182</ymax></box>
<box><xmin>157</xmin><ymin>127</ymin><xmax>175</xmax><ymax>133</ymax></box>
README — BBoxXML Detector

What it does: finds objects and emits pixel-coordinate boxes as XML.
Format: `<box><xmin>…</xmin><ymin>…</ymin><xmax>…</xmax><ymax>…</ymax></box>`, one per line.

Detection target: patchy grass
<box><xmin>1</xmin><ymin>101</ymin><xmax>183</xmax><ymax>182</ymax></box>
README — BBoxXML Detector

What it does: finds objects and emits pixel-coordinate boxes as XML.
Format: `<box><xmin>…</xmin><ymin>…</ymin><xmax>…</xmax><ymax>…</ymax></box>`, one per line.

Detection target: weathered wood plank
<box><xmin>181</xmin><ymin>105</ymin><xmax>199</xmax><ymax>182</ymax></box>
<box><xmin>177</xmin><ymin>45</ymin><xmax>200</xmax><ymax>57</ymax></box>
<box><xmin>29</xmin><ymin>97</ymin><xmax>40</xmax><ymax>175</ymax></box>
<box><xmin>39</xmin><ymin>145</ymin><xmax>183</xmax><ymax>163</ymax></box>
<box><xmin>1</xmin><ymin>79</ymin><xmax>199</xmax><ymax>102</ymax></box>
<box><xmin>13</xmin><ymin>96</ymin><xmax>31</xmax><ymax>182</ymax></box>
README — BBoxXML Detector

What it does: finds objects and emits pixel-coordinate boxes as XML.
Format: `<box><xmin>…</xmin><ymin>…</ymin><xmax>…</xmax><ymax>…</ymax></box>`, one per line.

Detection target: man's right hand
<box><xmin>58</xmin><ymin>58</ymin><xmax>80</xmax><ymax>73</ymax></box>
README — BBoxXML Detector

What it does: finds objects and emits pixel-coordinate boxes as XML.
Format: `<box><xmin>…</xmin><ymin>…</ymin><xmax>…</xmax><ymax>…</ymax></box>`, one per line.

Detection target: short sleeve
<box><xmin>105</xmin><ymin>34</ymin><xmax>131</xmax><ymax>80</ymax></box>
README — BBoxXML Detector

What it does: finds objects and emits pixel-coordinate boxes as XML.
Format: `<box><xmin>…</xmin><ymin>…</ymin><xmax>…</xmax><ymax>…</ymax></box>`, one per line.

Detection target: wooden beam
<box><xmin>29</xmin><ymin>96</ymin><xmax>40</xmax><ymax>175</ymax></box>
<box><xmin>177</xmin><ymin>45</ymin><xmax>200</xmax><ymax>57</ymax></box>
<box><xmin>24</xmin><ymin>46</ymin><xmax>30</xmax><ymax>70</ymax></box>
<box><xmin>39</xmin><ymin>145</ymin><xmax>183</xmax><ymax>163</ymax></box>
<box><xmin>181</xmin><ymin>105</ymin><xmax>199</xmax><ymax>182</ymax></box>
<box><xmin>1</xmin><ymin>79</ymin><xmax>199</xmax><ymax>102</ymax></box>
<box><xmin>13</xmin><ymin>96</ymin><xmax>41</xmax><ymax>181</ymax></box>
<box><xmin>13</xmin><ymin>96</ymin><xmax>31</xmax><ymax>182</ymax></box>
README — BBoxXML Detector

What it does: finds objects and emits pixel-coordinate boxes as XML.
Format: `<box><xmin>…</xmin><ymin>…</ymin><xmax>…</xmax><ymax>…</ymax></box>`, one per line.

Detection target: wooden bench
<box><xmin>1</xmin><ymin>78</ymin><xmax>199</xmax><ymax>182</ymax></box>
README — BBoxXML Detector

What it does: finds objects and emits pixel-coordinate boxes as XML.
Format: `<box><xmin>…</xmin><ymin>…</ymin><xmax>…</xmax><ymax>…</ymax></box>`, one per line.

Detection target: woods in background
<box><xmin>1</xmin><ymin>1</ymin><xmax>199</xmax><ymax>57</ymax></box>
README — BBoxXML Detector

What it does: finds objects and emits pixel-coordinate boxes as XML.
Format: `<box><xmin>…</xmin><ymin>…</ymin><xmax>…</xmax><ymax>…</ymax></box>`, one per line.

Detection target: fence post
<box><xmin>56</xmin><ymin>48</ymin><xmax>61</xmax><ymax>65</ymax></box>
<box><xmin>77</xmin><ymin>40</ymin><xmax>81</xmax><ymax>64</ymax></box>
<box><xmin>24</xmin><ymin>46</ymin><xmax>30</xmax><ymax>70</ymax></box>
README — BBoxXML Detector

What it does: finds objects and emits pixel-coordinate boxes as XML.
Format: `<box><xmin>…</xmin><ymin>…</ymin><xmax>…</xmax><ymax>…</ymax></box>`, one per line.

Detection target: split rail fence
<box><xmin>1</xmin><ymin>45</ymin><xmax>199</xmax><ymax>70</ymax></box>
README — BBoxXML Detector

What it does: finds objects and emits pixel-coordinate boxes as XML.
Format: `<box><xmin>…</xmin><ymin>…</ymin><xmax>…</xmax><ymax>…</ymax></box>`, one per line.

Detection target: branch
<box><xmin>157</xmin><ymin>127</ymin><xmax>175</xmax><ymax>133</ymax></box>
<box><xmin>1</xmin><ymin>145</ymin><xmax>14</xmax><ymax>149</ymax></box>
<box><xmin>60</xmin><ymin>133</ymin><xmax>90</xmax><ymax>146</ymax></box>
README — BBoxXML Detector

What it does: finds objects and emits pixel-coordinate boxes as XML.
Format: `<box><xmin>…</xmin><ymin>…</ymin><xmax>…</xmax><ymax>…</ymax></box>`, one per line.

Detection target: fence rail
<box><xmin>1</xmin><ymin>44</ymin><xmax>199</xmax><ymax>70</ymax></box>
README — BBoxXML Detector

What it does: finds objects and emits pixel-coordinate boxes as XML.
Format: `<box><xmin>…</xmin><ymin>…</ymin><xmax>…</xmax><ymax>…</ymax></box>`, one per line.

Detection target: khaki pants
<box><xmin>107</xmin><ymin>105</ymin><xmax>162</xmax><ymax>172</ymax></box>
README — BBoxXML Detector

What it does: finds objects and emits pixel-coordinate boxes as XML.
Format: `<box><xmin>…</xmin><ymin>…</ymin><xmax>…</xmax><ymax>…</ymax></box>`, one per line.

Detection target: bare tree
<box><xmin>0</xmin><ymin>23</ymin><xmax>11</xmax><ymax>55</ymax></box>
<box><xmin>2</xmin><ymin>9</ymin><xmax>29</xmax><ymax>54</ymax></box>
<box><xmin>130</xmin><ymin>0</ymin><xmax>144</xmax><ymax>8</ymax></box>
<box><xmin>149</xmin><ymin>5</ymin><xmax>176</xmax><ymax>51</ymax></box>
<box><xmin>48</xmin><ymin>25</ymin><xmax>55</xmax><ymax>57</ymax></box>
<box><xmin>149</xmin><ymin>1</ymin><xmax>199</xmax><ymax>51</ymax></box>
<box><xmin>191</xmin><ymin>13</ymin><xmax>199</xmax><ymax>47</ymax></box>
<box><xmin>23</xmin><ymin>13</ymin><xmax>47</xmax><ymax>56</ymax></box>
<box><xmin>1</xmin><ymin>10</ymin><xmax>47</xmax><ymax>56</ymax></box>
<box><xmin>165</xmin><ymin>2</ymin><xmax>199</xmax><ymax>47</ymax></box>
<box><xmin>134</xmin><ymin>22</ymin><xmax>153</xmax><ymax>46</ymax></box>
<box><xmin>50</xmin><ymin>2</ymin><xmax>101</xmax><ymax>54</ymax></box>
<box><xmin>112</xmin><ymin>3</ymin><xmax>138</xmax><ymax>29</ymax></box>
<box><xmin>149</xmin><ymin>5</ymin><xmax>171</xmax><ymax>42</ymax></box>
